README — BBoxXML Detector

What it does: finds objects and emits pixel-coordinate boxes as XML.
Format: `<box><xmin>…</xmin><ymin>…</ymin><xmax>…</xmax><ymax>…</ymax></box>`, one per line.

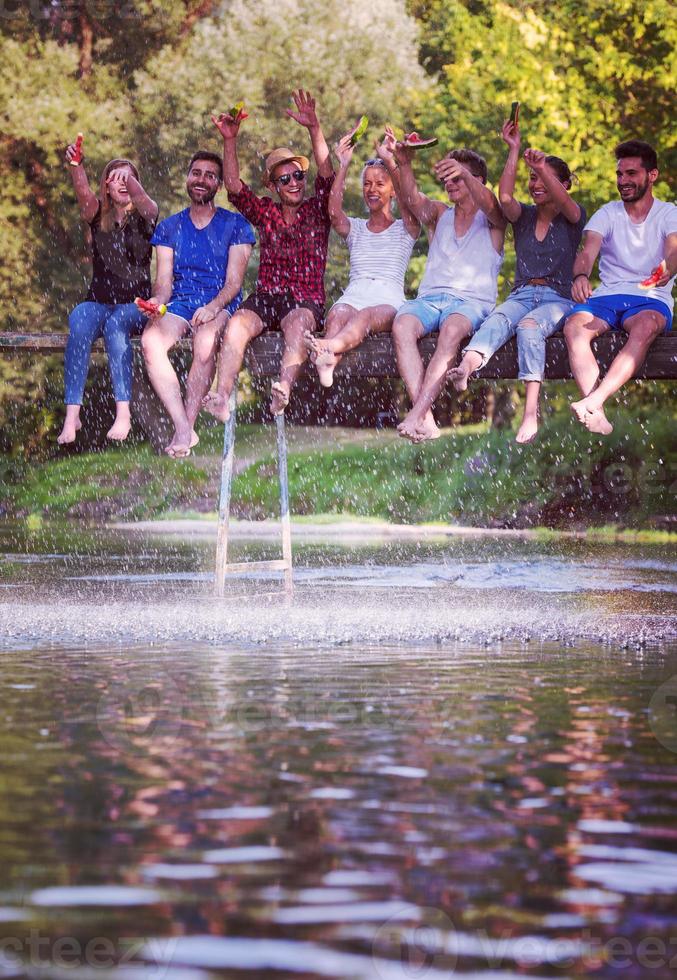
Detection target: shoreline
<box><xmin>107</xmin><ymin>516</ymin><xmax>676</xmax><ymax>543</ymax></box>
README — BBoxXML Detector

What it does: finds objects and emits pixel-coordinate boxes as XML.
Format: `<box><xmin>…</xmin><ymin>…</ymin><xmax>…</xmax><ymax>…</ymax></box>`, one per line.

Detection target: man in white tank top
<box><xmin>392</xmin><ymin>146</ymin><xmax>505</xmax><ymax>441</ymax></box>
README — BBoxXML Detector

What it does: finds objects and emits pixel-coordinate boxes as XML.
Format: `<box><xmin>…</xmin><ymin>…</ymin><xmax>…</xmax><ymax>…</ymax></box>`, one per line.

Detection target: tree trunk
<box><xmin>78</xmin><ymin>7</ymin><xmax>94</xmax><ymax>78</ymax></box>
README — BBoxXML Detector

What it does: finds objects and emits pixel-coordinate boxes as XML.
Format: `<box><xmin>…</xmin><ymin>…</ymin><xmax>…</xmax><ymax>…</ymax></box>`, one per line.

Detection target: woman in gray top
<box><xmin>450</xmin><ymin>116</ymin><xmax>585</xmax><ymax>443</ymax></box>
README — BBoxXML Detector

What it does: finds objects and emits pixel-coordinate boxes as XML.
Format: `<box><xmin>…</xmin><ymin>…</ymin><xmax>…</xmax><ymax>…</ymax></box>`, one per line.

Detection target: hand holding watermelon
<box><xmin>66</xmin><ymin>133</ymin><xmax>84</xmax><ymax>167</ymax></box>
<box><xmin>639</xmin><ymin>260</ymin><xmax>668</xmax><ymax>289</ymax></box>
<box><xmin>135</xmin><ymin>297</ymin><xmax>167</xmax><ymax>318</ymax></box>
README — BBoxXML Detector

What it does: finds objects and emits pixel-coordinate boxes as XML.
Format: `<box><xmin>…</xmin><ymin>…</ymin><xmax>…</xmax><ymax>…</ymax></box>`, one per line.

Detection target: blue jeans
<box><xmin>465</xmin><ymin>285</ymin><xmax>574</xmax><ymax>381</ymax></box>
<box><xmin>64</xmin><ymin>302</ymin><xmax>144</xmax><ymax>404</ymax></box>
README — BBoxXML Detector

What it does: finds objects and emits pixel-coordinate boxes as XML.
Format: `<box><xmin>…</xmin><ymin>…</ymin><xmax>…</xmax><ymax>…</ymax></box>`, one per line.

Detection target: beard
<box><xmin>188</xmin><ymin>185</ymin><xmax>217</xmax><ymax>204</ymax></box>
<box><xmin>618</xmin><ymin>177</ymin><xmax>649</xmax><ymax>202</ymax></box>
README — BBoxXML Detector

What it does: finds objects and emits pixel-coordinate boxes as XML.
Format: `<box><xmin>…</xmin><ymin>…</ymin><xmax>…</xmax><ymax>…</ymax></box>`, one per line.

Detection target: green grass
<box><xmin>2</xmin><ymin>413</ymin><xmax>674</xmax><ymax>533</ymax></box>
<box><xmin>230</xmin><ymin>413</ymin><xmax>676</xmax><ymax>529</ymax></box>
<box><xmin>3</xmin><ymin>445</ymin><xmax>209</xmax><ymax>520</ymax></box>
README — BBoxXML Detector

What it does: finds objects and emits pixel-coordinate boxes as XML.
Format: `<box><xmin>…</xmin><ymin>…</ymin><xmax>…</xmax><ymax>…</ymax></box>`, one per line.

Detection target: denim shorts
<box><xmin>397</xmin><ymin>291</ymin><xmax>493</xmax><ymax>336</ymax></box>
<box><xmin>570</xmin><ymin>293</ymin><xmax>672</xmax><ymax>332</ymax></box>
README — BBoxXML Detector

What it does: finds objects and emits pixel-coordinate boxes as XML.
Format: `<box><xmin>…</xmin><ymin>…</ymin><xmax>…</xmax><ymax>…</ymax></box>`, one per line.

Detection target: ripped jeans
<box><xmin>464</xmin><ymin>285</ymin><xmax>574</xmax><ymax>381</ymax></box>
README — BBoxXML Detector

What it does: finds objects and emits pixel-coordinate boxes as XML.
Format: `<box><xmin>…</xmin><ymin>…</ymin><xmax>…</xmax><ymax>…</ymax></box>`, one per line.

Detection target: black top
<box><xmin>512</xmin><ymin>203</ymin><xmax>587</xmax><ymax>298</ymax></box>
<box><xmin>85</xmin><ymin>203</ymin><xmax>156</xmax><ymax>304</ymax></box>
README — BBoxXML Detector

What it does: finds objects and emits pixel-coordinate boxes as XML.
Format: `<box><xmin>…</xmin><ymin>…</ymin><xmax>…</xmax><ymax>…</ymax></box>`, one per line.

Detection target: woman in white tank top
<box><xmin>305</xmin><ymin>128</ymin><xmax>419</xmax><ymax>387</ymax></box>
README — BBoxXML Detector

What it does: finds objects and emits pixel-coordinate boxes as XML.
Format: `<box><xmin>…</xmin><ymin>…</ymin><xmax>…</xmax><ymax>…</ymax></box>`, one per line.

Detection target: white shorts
<box><xmin>332</xmin><ymin>277</ymin><xmax>405</xmax><ymax>313</ymax></box>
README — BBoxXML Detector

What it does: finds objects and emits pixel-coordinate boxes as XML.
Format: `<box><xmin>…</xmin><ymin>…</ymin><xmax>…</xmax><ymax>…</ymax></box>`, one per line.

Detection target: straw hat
<box><xmin>264</xmin><ymin>147</ymin><xmax>310</xmax><ymax>183</ymax></box>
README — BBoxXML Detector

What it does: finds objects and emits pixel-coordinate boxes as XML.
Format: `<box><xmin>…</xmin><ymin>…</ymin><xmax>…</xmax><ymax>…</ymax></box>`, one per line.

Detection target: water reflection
<box><xmin>0</xmin><ymin>524</ymin><xmax>675</xmax><ymax>977</ymax></box>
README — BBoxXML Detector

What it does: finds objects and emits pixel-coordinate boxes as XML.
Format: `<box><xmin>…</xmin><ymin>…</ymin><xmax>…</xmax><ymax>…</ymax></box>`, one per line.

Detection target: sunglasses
<box><xmin>275</xmin><ymin>170</ymin><xmax>306</xmax><ymax>185</ymax></box>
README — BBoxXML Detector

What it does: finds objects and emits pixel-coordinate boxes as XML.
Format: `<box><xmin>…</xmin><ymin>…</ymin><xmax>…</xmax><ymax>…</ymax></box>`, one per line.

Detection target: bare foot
<box><xmin>56</xmin><ymin>419</ymin><xmax>82</xmax><ymax>445</ymax></box>
<box><xmin>107</xmin><ymin>414</ymin><xmax>131</xmax><ymax>441</ymax></box>
<box><xmin>165</xmin><ymin>429</ymin><xmax>199</xmax><ymax>458</ymax></box>
<box><xmin>270</xmin><ymin>381</ymin><xmax>290</xmax><ymax>416</ymax></box>
<box><xmin>515</xmin><ymin>416</ymin><xmax>539</xmax><ymax>444</ymax></box>
<box><xmin>202</xmin><ymin>391</ymin><xmax>232</xmax><ymax>422</ymax></box>
<box><xmin>571</xmin><ymin>399</ymin><xmax>613</xmax><ymax>435</ymax></box>
<box><xmin>304</xmin><ymin>331</ymin><xmax>338</xmax><ymax>386</ymax></box>
<box><xmin>448</xmin><ymin>364</ymin><xmax>472</xmax><ymax>393</ymax></box>
<box><xmin>414</xmin><ymin>415</ymin><xmax>441</xmax><ymax>442</ymax></box>
<box><xmin>583</xmin><ymin>407</ymin><xmax>613</xmax><ymax>435</ymax></box>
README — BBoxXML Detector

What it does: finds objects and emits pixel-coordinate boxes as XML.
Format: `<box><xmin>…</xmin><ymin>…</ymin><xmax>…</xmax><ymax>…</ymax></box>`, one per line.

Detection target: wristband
<box><xmin>573</xmin><ymin>273</ymin><xmax>589</xmax><ymax>281</ymax></box>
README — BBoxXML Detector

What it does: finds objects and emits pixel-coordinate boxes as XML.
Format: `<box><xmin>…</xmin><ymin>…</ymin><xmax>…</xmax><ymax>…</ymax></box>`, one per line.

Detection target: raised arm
<box><xmin>523</xmin><ymin>148</ymin><xmax>581</xmax><ymax>223</ymax></box>
<box><xmin>497</xmin><ymin>119</ymin><xmax>522</xmax><ymax>223</ymax></box>
<box><xmin>434</xmin><ymin>157</ymin><xmax>506</xmax><ymax>230</ymax></box>
<box><xmin>376</xmin><ymin>128</ymin><xmax>420</xmax><ymax>238</ymax></box>
<box><xmin>394</xmin><ymin>143</ymin><xmax>443</xmax><ymax>231</ymax></box>
<box><xmin>212</xmin><ymin>111</ymin><xmax>244</xmax><ymax>194</ymax></box>
<box><xmin>191</xmin><ymin>243</ymin><xmax>253</xmax><ymax>327</ymax></box>
<box><xmin>327</xmin><ymin>135</ymin><xmax>354</xmax><ymax>237</ymax></box>
<box><xmin>571</xmin><ymin>231</ymin><xmax>602</xmax><ymax>302</ymax></box>
<box><xmin>108</xmin><ymin>168</ymin><xmax>158</xmax><ymax>224</ymax></box>
<box><xmin>286</xmin><ymin>90</ymin><xmax>332</xmax><ymax>179</ymax></box>
<box><xmin>65</xmin><ymin>139</ymin><xmax>98</xmax><ymax>223</ymax></box>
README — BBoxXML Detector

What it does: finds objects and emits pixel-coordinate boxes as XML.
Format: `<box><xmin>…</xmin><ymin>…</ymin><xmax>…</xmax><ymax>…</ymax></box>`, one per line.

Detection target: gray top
<box><xmin>512</xmin><ymin>203</ymin><xmax>586</xmax><ymax>298</ymax></box>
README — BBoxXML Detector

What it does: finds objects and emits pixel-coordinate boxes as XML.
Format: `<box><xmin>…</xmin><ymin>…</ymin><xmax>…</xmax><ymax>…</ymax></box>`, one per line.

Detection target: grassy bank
<box><xmin>2</xmin><ymin>414</ymin><xmax>674</xmax><ymax>532</ymax></box>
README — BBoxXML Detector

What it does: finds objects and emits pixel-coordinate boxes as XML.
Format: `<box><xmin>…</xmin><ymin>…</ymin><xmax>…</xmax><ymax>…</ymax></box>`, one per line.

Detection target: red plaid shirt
<box><xmin>228</xmin><ymin>172</ymin><xmax>335</xmax><ymax>305</ymax></box>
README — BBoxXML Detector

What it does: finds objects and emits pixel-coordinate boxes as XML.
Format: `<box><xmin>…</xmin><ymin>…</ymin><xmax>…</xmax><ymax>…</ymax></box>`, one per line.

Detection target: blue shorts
<box><xmin>166</xmin><ymin>294</ymin><xmax>241</xmax><ymax>330</ymax></box>
<box><xmin>570</xmin><ymin>294</ymin><xmax>672</xmax><ymax>332</ymax></box>
<box><xmin>397</xmin><ymin>291</ymin><xmax>493</xmax><ymax>337</ymax></box>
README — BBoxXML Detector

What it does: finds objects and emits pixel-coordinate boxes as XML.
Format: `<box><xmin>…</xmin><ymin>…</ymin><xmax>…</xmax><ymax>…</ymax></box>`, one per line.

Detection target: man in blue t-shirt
<box><xmin>141</xmin><ymin>150</ymin><xmax>256</xmax><ymax>457</ymax></box>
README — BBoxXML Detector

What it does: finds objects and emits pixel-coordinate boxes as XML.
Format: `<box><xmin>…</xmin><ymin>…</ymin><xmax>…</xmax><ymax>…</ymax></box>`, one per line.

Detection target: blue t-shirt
<box><xmin>152</xmin><ymin>207</ymin><xmax>256</xmax><ymax>312</ymax></box>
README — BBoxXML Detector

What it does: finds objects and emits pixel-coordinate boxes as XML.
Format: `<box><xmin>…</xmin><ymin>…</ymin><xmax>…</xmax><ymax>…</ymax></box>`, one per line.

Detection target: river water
<box><xmin>0</xmin><ymin>522</ymin><xmax>676</xmax><ymax>978</ymax></box>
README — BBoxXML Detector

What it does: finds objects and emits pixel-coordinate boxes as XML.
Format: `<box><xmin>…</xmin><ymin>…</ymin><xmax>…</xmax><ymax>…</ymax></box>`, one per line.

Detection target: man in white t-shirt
<box><xmin>564</xmin><ymin>139</ymin><xmax>677</xmax><ymax>434</ymax></box>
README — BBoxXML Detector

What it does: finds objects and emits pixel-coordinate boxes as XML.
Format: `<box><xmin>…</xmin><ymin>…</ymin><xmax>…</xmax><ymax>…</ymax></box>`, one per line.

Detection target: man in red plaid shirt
<box><xmin>205</xmin><ymin>90</ymin><xmax>335</xmax><ymax>419</ymax></box>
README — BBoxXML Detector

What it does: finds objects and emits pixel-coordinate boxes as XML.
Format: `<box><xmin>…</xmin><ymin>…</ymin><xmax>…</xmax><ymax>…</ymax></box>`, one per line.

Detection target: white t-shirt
<box><xmin>345</xmin><ymin>217</ymin><xmax>417</xmax><ymax>285</ymax></box>
<box><xmin>586</xmin><ymin>199</ymin><xmax>677</xmax><ymax>312</ymax></box>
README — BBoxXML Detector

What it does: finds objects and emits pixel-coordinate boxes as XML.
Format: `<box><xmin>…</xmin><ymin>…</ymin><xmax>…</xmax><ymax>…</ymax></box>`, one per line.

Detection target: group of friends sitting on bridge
<box><xmin>59</xmin><ymin>91</ymin><xmax>677</xmax><ymax>457</ymax></box>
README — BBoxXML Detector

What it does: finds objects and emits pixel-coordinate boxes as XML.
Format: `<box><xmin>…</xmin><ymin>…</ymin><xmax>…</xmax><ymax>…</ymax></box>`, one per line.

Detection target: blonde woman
<box><xmin>57</xmin><ymin>141</ymin><xmax>158</xmax><ymax>444</ymax></box>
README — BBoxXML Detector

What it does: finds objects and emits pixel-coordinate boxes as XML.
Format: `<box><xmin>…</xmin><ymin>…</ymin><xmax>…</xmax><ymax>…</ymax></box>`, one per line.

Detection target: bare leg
<box><xmin>271</xmin><ymin>308</ymin><xmax>315</xmax><ymax>415</ymax></box>
<box><xmin>398</xmin><ymin>313</ymin><xmax>472</xmax><ymax>441</ymax></box>
<box><xmin>392</xmin><ymin>313</ymin><xmax>438</xmax><ymax>438</ymax></box>
<box><xmin>184</xmin><ymin>311</ymin><xmax>229</xmax><ymax>434</ymax></box>
<box><xmin>306</xmin><ymin>304</ymin><xmax>396</xmax><ymax>387</ymax></box>
<box><xmin>141</xmin><ymin>313</ymin><xmax>192</xmax><ymax>456</ymax></box>
<box><xmin>203</xmin><ymin>310</ymin><xmax>264</xmax><ymax>422</ymax></box>
<box><xmin>569</xmin><ymin>310</ymin><xmax>665</xmax><ymax>435</ymax></box>
<box><xmin>564</xmin><ymin>311</ymin><xmax>606</xmax><ymax>398</ymax></box>
<box><xmin>57</xmin><ymin>404</ymin><xmax>82</xmax><ymax>445</ymax></box>
<box><xmin>107</xmin><ymin>402</ymin><xmax>131</xmax><ymax>441</ymax></box>
<box><xmin>515</xmin><ymin>381</ymin><xmax>541</xmax><ymax>444</ymax></box>
<box><xmin>449</xmin><ymin>348</ymin><xmax>483</xmax><ymax>392</ymax></box>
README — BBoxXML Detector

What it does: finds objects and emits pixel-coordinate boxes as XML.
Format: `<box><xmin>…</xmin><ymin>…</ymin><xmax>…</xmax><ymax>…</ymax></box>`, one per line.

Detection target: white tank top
<box><xmin>346</xmin><ymin>217</ymin><xmax>417</xmax><ymax>285</ymax></box>
<box><xmin>418</xmin><ymin>206</ymin><xmax>503</xmax><ymax>305</ymax></box>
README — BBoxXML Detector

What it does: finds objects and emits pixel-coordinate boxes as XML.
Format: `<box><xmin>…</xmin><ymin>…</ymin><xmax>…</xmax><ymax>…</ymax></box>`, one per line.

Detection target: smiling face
<box><xmin>527</xmin><ymin>163</ymin><xmax>568</xmax><ymax>205</ymax></box>
<box><xmin>616</xmin><ymin>156</ymin><xmax>657</xmax><ymax>204</ymax></box>
<box><xmin>186</xmin><ymin>159</ymin><xmax>222</xmax><ymax>204</ymax></box>
<box><xmin>105</xmin><ymin>164</ymin><xmax>134</xmax><ymax>207</ymax></box>
<box><xmin>270</xmin><ymin>161</ymin><xmax>307</xmax><ymax>206</ymax></box>
<box><xmin>362</xmin><ymin>164</ymin><xmax>394</xmax><ymax>213</ymax></box>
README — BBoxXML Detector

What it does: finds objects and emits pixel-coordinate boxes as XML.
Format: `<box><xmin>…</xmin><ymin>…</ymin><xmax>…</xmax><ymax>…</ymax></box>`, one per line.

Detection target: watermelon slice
<box><xmin>402</xmin><ymin>132</ymin><xmax>438</xmax><ymax>149</ymax></box>
<box><xmin>135</xmin><ymin>298</ymin><xmax>167</xmax><ymax>317</ymax></box>
<box><xmin>229</xmin><ymin>101</ymin><xmax>249</xmax><ymax>122</ymax></box>
<box><xmin>639</xmin><ymin>260</ymin><xmax>667</xmax><ymax>288</ymax></box>
<box><xmin>509</xmin><ymin>101</ymin><xmax>520</xmax><ymax>125</ymax></box>
<box><xmin>349</xmin><ymin>115</ymin><xmax>369</xmax><ymax>146</ymax></box>
<box><xmin>70</xmin><ymin>133</ymin><xmax>84</xmax><ymax>166</ymax></box>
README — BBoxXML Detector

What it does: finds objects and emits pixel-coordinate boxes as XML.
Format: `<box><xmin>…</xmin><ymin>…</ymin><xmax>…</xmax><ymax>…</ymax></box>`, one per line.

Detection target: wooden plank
<box><xmin>1</xmin><ymin>331</ymin><xmax>676</xmax><ymax>379</ymax></box>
